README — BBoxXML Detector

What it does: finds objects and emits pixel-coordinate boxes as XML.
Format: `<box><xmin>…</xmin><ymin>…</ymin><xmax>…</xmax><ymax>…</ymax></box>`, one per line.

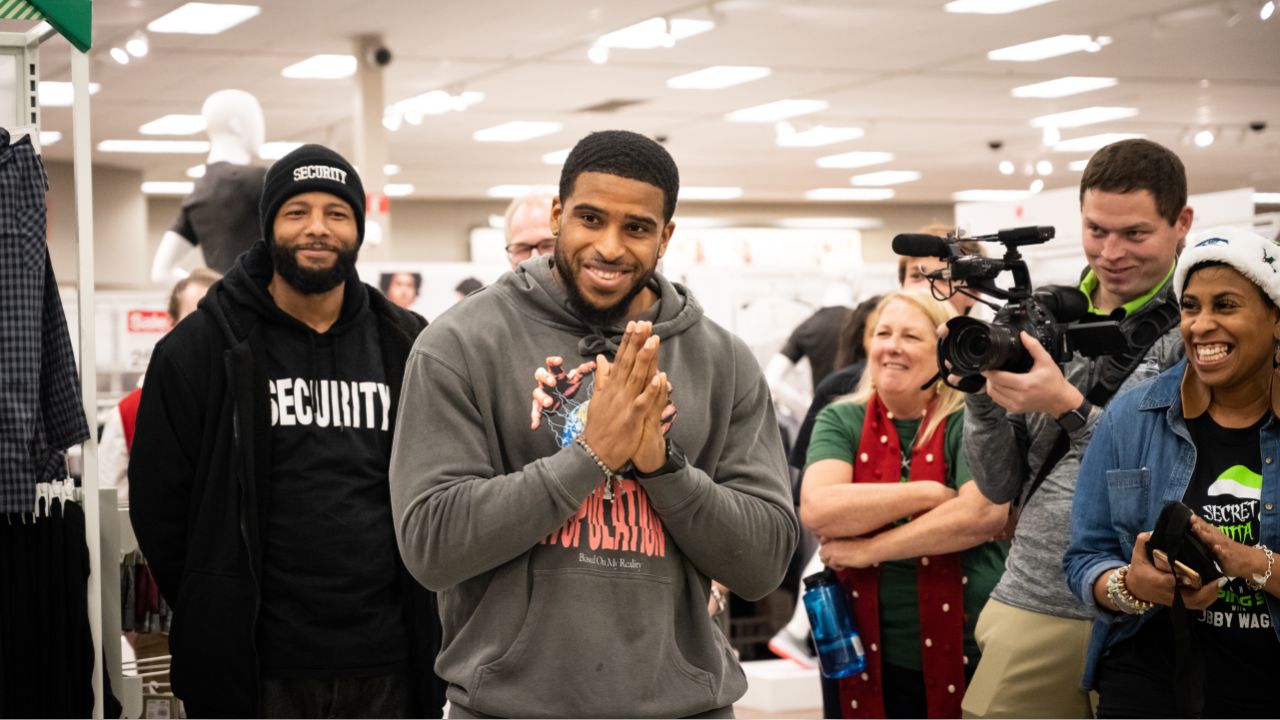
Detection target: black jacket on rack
<box><xmin>129</xmin><ymin>241</ymin><xmax>445</xmax><ymax>718</ymax></box>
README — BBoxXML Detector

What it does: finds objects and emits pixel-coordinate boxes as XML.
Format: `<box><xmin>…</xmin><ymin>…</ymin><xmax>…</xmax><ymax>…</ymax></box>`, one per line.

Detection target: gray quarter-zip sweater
<box><xmin>389</xmin><ymin>256</ymin><xmax>797</xmax><ymax>718</ymax></box>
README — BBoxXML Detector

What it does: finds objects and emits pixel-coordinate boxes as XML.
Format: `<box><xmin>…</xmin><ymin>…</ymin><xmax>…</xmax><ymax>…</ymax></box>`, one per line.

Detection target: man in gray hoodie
<box><xmin>389</xmin><ymin>130</ymin><xmax>798</xmax><ymax>719</ymax></box>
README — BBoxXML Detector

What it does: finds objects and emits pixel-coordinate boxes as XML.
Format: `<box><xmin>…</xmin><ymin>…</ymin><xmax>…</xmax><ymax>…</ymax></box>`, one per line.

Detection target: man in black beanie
<box><xmin>129</xmin><ymin>144</ymin><xmax>446</xmax><ymax>718</ymax></box>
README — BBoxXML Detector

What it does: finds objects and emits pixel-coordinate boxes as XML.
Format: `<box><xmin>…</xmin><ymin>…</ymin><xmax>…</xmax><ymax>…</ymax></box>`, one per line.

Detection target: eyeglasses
<box><xmin>505</xmin><ymin>238</ymin><xmax>557</xmax><ymax>262</ymax></box>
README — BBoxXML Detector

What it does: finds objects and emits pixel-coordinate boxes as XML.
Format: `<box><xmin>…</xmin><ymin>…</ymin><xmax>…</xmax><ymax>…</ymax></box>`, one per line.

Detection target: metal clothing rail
<box><xmin>0</xmin><ymin>11</ymin><xmax>102</xmax><ymax>719</ymax></box>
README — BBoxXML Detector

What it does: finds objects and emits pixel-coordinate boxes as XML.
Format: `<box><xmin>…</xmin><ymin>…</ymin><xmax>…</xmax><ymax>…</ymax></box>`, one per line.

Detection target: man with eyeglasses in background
<box><xmin>502</xmin><ymin>194</ymin><xmax>556</xmax><ymax>269</ymax></box>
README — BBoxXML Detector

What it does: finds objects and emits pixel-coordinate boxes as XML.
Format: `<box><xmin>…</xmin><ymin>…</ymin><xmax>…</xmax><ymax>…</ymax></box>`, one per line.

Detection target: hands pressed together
<box><xmin>577</xmin><ymin>321</ymin><xmax>675</xmax><ymax>475</ymax></box>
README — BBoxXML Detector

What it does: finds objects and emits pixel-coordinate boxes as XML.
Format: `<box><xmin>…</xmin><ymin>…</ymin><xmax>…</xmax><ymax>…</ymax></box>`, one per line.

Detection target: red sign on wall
<box><xmin>127</xmin><ymin>310</ymin><xmax>172</xmax><ymax>333</ymax></box>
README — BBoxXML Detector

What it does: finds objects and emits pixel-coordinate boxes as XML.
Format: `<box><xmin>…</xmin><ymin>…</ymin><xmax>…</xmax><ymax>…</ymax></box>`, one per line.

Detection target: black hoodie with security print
<box><xmin>129</xmin><ymin>240</ymin><xmax>445</xmax><ymax>717</ymax></box>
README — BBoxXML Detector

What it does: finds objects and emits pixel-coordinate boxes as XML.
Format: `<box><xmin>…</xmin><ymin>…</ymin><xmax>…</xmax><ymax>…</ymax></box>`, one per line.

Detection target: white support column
<box><xmin>71</xmin><ymin>48</ymin><xmax>104</xmax><ymax>720</ymax></box>
<box><xmin>352</xmin><ymin>34</ymin><xmax>390</xmax><ymax>259</ymax></box>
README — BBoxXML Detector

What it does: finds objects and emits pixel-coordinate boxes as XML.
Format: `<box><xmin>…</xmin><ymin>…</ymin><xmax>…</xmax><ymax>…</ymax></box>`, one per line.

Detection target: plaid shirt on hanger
<box><xmin>0</xmin><ymin>128</ymin><xmax>91</xmax><ymax>513</ymax></box>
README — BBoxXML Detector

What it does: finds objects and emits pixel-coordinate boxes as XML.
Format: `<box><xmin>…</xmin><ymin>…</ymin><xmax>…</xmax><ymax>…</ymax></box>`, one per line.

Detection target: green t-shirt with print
<box><xmin>805</xmin><ymin>401</ymin><xmax>1008</xmax><ymax>671</ymax></box>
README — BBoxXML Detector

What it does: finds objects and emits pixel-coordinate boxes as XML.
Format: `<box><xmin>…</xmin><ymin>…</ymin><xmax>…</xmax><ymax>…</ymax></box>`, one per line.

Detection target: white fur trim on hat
<box><xmin>1173</xmin><ymin>227</ymin><xmax>1280</xmax><ymax>308</ymax></box>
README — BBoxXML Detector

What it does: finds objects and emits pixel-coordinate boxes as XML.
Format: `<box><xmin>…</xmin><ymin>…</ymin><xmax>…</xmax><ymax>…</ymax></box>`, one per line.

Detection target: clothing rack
<box><xmin>1</xmin><ymin>6</ymin><xmax>102</xmax><ymax>718</ymax></box>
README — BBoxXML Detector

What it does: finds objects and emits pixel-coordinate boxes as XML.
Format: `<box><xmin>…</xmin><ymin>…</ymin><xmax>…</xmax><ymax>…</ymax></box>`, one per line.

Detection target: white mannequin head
<box><xmin>201</xmin><ymin>89</ymin><xmax>264</xmax><ymax>165</ymax></box>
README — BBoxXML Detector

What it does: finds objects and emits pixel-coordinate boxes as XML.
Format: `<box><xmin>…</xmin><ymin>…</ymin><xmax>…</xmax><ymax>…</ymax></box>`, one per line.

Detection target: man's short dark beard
<box><xmin>554</xmin><ymin>244</ymin><xmax>654</xmax><ymax>329</ymax></box>
<box><xmin>271</xmin><ymin>242</ymin><xmax>359</xmax><ymax>294</ymax></box>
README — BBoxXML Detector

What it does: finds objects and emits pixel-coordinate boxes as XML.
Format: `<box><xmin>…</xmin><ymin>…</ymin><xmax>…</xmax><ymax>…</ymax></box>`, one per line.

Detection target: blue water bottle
<box><xmin>802</xmin><ymin>568</ymin><xmax>867</xmax><ymax>679</ymax></box>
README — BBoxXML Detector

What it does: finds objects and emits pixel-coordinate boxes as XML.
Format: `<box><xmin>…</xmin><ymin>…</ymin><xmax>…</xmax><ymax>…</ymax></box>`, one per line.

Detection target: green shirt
<box><xmin>806</xmin><ymin>401</ymin><xmax>1008</xmax><ymax>671</ymax></box>
<box><xmin>1079</xmin><ymin>263</ymin><xmax>1175</xmax><ymax>316</ymax></box>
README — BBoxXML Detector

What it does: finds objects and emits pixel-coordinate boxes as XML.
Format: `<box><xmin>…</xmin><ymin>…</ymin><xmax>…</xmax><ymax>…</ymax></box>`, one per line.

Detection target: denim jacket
<box><xmin>1063</xmin><ymin>359</ymin><xmax>1280</xmax><ymax>689</ymax></box>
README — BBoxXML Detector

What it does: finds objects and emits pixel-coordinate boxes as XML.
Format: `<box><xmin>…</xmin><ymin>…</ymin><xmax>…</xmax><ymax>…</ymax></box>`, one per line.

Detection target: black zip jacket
<box><xmin>129</xmin><ymin>241</ymin><xmax>445</xmax><ymax>717</ymax></box>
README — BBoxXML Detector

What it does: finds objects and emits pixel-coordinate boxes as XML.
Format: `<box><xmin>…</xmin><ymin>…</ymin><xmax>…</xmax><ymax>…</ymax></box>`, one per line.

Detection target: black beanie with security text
<box><xmin>260</xmin><ymin>143</ymin><xmax>366</xmax><ymax>245</ymax></box>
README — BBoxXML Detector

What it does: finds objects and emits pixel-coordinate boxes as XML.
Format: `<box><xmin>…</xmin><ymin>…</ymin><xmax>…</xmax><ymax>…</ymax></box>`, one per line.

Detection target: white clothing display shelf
<box><xmin>1</xmin><ymin>7</ymin><xmax>106</xmax><ymax>719</ymax></box>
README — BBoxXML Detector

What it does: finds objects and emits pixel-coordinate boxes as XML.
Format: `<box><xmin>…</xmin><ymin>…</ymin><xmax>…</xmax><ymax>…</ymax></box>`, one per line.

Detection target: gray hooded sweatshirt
<box><xmin>389</xmin><ymin>256</ymin><xmax>797</xmax><ymax>719</ymax></box>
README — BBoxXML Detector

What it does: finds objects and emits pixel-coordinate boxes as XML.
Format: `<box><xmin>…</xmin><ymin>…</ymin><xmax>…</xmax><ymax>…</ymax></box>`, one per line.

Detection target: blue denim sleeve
<box><xmin>1063</xmin><ymin>406</ymin><xmax>1128</xmax><ymax>623</ymax></box>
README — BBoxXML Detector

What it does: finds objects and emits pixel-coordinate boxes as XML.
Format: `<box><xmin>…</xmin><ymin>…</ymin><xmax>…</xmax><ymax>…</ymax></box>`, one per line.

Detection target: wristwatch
<box><xmin>1056</xmin><ymin>399</ymin><xmax>1093</xmax><ymax>432</ymax></box>
<box><xmin>635</xmin><ymin>439</ymin><xmax>687</xmax><ymax>479</ymax></box>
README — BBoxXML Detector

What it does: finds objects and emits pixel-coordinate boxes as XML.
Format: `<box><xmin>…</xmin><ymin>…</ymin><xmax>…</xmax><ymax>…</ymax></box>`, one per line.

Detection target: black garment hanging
<box><xmin>0</xmin><ymin>128</ymin><xmax>91</xmax><ymax>514</ymax></box>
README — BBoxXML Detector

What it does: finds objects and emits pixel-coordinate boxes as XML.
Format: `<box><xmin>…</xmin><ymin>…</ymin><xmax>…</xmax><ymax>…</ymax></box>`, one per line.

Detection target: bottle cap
<box><xmin>803</xmin><ymin>568</ymin><xmax>839</xmax><ymax>589</ymax></box>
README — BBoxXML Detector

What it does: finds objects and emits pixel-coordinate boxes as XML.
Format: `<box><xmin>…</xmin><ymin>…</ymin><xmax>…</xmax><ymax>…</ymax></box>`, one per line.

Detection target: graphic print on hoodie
<box><xmin>253</xmin><ymin>280</ymin><xmax>408</xmax><ymax>677</ymax></box>
<box><xmin>532</xmin><ymin>354</ymin><xmax>677</xmax><ymax>566</ymax></box>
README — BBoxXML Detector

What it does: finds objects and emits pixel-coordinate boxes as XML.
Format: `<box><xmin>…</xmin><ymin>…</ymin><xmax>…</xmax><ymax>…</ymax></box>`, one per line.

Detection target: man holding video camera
<box><xmin>960</xmin><ymin>139</ymin><xmax>1193</xmax><ymax>718</ymax></box>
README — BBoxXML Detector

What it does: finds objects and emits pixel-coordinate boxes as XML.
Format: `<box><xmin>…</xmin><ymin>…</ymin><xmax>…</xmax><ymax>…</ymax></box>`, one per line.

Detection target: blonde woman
<box><xmin>801</xmin><ymin>290</ymin><xmax>1008</xmax><ymax>718</ymax></box>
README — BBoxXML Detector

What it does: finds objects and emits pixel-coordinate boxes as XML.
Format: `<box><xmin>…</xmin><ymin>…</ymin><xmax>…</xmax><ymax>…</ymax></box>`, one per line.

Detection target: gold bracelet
<box><xmin>1107</xmin><ymin>565</ymin><xmax>1153</xmax><ymax>615</ymax></box>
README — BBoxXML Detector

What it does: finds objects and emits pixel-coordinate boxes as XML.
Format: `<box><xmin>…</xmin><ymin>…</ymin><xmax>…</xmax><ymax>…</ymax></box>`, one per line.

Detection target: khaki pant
<box><xmin>961</xmin><ymin>599</ymin><xmax>1095</xmax><ymax>719</ymax></box>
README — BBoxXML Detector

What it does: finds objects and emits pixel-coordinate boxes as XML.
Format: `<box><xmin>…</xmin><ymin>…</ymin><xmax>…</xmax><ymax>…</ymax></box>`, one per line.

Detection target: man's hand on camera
<box><xmin>981</xmin><ymin>331</ymin><xmax>1083</xmax><ymax>416</ymax></box>
<box><xmin>935</xmin><ymin>322</ymin><xmax>983</xmax><ymax>394</ymax></box>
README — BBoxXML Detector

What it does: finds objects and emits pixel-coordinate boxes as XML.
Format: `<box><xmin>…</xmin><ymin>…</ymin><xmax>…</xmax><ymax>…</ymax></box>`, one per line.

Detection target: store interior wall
<box><xmin>44</xmin><ymin>160</ymin><xmax>953</xmax><ymax>289</ymax></box>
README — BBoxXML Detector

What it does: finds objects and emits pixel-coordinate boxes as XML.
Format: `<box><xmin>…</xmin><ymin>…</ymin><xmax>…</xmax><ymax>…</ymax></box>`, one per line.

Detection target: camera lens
<box><xmin>943</xmin><ymin>317</ymin><xmax>1020</xmax><ymax>374</ymax></box>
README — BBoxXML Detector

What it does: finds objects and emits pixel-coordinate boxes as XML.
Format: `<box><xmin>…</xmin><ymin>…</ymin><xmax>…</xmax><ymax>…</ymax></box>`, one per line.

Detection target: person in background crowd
<box><xmin>453</xmin><ymin>276</ymin><xmax>483</xmax><ymax>301</ymax></box>
<box><xmin>380</xmin><ymin>271</ymin><xmax>422</xmax><ymax>310</ymax></box>
<box><xmin>801</xmin><ymin>290</ymin><xmax>1008</xmax><ymax>718</ymax></box>
<box><xmin>100</xmin><ymin>268</ymin><xmax>221</xmax><ymax>508</ymax></box>
<box><xmin>900</xmin><ymin>225</ymin><xmax>987</xmax><ymax>317</ymax></box>
<box><xmin>129</xmin><ymin>144</ymin><xmax>444</xmax><ymax>718</ymax></box>
<box><xmin>389</xmin><ymin>130</ymin><xmax>797</xmax><ymax>719</ymax></box>
<box><xmin>502</xmin><ymin>193</ymin><xmax>556</xmax><ymax>270</ymax></box>
<box><xmin>1064</xmin><ymin>228</ymin><xmax>1280</xmax><ymax>718</ymax></box>
<box><xmin>961</xmin><ymin>138</ymin><xmax>1191</xmax><ymax>718</ymax></box>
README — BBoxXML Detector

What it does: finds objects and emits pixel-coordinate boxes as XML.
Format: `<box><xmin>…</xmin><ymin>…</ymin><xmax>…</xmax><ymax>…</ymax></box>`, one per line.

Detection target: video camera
<box><xmin>891</xmin><ymin>225</ymin><xmax>1125</xmax><ymax>392</ymax></box>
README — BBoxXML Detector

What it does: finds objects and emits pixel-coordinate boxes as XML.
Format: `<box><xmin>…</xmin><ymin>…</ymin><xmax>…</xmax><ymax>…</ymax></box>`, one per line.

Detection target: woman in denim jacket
<box><xmin>1064</xmin><ymin>228</ymin><xmax>1280</xmax><ymax>718</ymax></box>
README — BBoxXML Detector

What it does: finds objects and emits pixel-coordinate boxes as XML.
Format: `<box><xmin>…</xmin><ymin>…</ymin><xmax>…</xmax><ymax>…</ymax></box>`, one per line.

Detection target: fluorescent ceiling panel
<box><xmin>953</xmin><ymin>189</ymin><xmax>1031</xmax><ymax>202</ymax></box>
<box><xmin>805</xmin><ymin>188</ymin><xmax>895</xmax><ymax>201</ymax></box>
<box><xmin>39</xmin><ymin>131</ymin><xmax>61</xmax><ymax>145</ymax></box>
<box><xmin>98</xmin><ymin>140</ymin><xmax>210</xmax><ymax>154</ymax></box>
<box><xmin>679</xmin><ymin>186</ymin><xmax>744</xmax><ymax>200</ymax></box>
<box><xmin>776</xmin><ymin>217</ymin><xmax>883</xmax><ymax>229</ymax></box>
<box><xmin>282</xmin><ymin>54</ymin><xmax>357</xmax><ymax>80</ymax></box>
<box><xmin>139</xmin><ymin>114</ymin><xmax>207</xmax><ymax>135</ymax></box>
<box><xmin>816</xmin><ymin>151</ymin><xmax>895</xmax><ymax>169</ymax></box>
<box><xmin>384</xmin><ymin>184</ymin><xmax>414</xmax><ymax>197</ymax></box>
<box><xmin>667</xmin><ymin>65</ymin><xmax>771</xmax><ymax>90</ymax></box>
<box><xmin>141</xmin><ymin>181</ymin><xmax>196</xmax><ymax>195</ymax></box>
<box><xmin>474</xmin><ymin>121</ymin><xmax>561</xmax><ymax>142</ymax></box>
<box><xmin>945</xmin><ymin>0</ymin><xmax>1057</xmax><ymax>13</ymax></box>
<box><xmin>776</xmin><ymin>124</ymin><xmax>864</xmax><ymax>148</ymax></box>
<box><xmin>1255</xmin><ymin>193</ymin><xmax>1280</xmax><ymax>204</ymax></box>
<box><xmin>598</xmin><ymin>17</ymin><xmax>713</xmax><ymax>49</ymax></box>
<box><xmin>851</xmin><ymin>170</ymin><xmax>921</xmax><ymax>186</ymax></box>
<box><xmin>38</xmin><ymin>81</ymin><xmax>101</xmax><ymax>107</ymax></box>
<box><xmin>147</xmin><ymin>3</ymin><xmax>261</xmax><ymax>35</ymax></box>
<box><xmin>1031</xmin><ymin>106</ymin><xmax>1139</xmax><ymax>128</ymax></box>
<box><xmin>186</xmin><ymin>164</ymin><xmax>206</xmax><ymax>178</ymax></box>
<box><xmin>1067</xmin><ymin>159</ymin><xmax>1090</xmax><ymax>171</ymax></box>
<box><xmin>988</xmin><ymin>34</ymin><xmax>1099</xmax><ymax>62</ymax></box>
<box><xmin>542</xmin><ymin>148</ymin><xmax>571</xmax><ymax>165</ymax></box>
<box><xmin>726</xmin><ymin>99</ymin><xmax>827</xmax><ymax>123</ymax></box>
<box><xmin>487</xmin><ymin>184</ymin><xmax>558</xmax><ymax>198</ymax></box>
<box><xmin>1011</xmin><ymin>76</ymin><xmax>1117</xmax><ymax>98</ymax></box>
<box><xmin>1052</xmin><ymin>132</ymin><xmax>1144</xmax><ymax>152</ymax></box>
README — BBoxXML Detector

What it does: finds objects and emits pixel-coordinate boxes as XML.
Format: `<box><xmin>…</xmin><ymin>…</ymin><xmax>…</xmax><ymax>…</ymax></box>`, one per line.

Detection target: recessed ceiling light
<box><xmin>1031</xmin><ymin>106</ymin><xmax>1139</xmax><ymax>128</ymax></box>
<box><xmin>487</xmin><ymin>184</ymin><xmax>559</xmax><ymax>198</ymax></box>
<box><xmin>946</xmin><ymin>0</ymin><xmax>1056</xmax><ymax>13</ymax></box>
<box><xmin>542</xmin><ymin>148</ymin><xmax>571</xmax><ymax>165</ymax></box>
<box><xmin>38</xmin><ymin>81</ymin><xmax>101</xmax><ymax>107</ymax></box>
<box><xmin>953</xmin><ymin>189</ymin><xmax>1031</xmax><ymax>202</ymax></box>
<box><xmin>587</xmin><ymin>45</ymin><xmax>609</xmax><ymax>64</ymax></box>
<box><xmin>988</xmin><ymin>34</ymin><xmax>1101</xmax><ymax>62</ymax></box>
<box><xmin>776</xmin><ymin>123</ymin><xmax>864</xmax><ymax>148</ymax></box>
<box><xmin>667</xmin><ymin>65</ymin><xmax>771</xmax><ymax>90</ymax></box>
<box><xmin>110</xmin><ymin>48</ymin><xmax>130</xmax><ymax>65</ymax></box>
<box><xmin>1068</xmin><ymin>159</ymin><xmax>1090</xmax><ymax>171</ymax></box>
<box><xmin>383</xmin><ymin>164</ymin><xmax>401</xmax><ymax>177</ymax></box>
<box><xmin>98</xmin><ymin>139</ymin><xmax>211</xmax><ymax>154</ymax></box>
<box><xmin>186</xmin><ymin>164</ymin><xmax>206</xmax><ymax>178</ymax></box>
<box><xmin>1011</xmin><ymin>76</ymin><xmax>1118</xmax><ymax>98</ymax></box>
<box><xmin>726</xmin><ymin>99</ymin><xmax>827</xmax><ymax>123</ymax></box>
<box><xmin>388</xmin><ymin>90</ymin><xmax>484</xmax><ymax>119</ymax></box>
<box><xmin>39</xmin><ymin>131</ymin><xmax>61</xmax><ymax>146</ymax></box>
<box><xmin>488</xmin><ymin>214</ymin><xmax>506</xmax><ymax>228</ymax></box>
<box><xmin>147</xmin><ymin>3</ymin><xmax>261</xmax><ymax>35</ymax></box>
<box><xmin>282</xmin><ymin>54</ymin><xmax>357</xmax><ymax>80</ymax></box>
<box><xmin>776</xmin><ymin>217</ymin><xmax>883</xmax><ymax>229</ymax></box>
<box><xmin>473</xmin><ymin>121</ymin><xmax>561</xmax><ymax>142</ymax></box>
<box><xmin>384</xmin><ymin>183</ymin><xmax>414</xmax><ymax>197</ymax></box>
<box><xmin>1262</xmin><ymin>1</ymin><xmax>1275</xmax><ymax>20</ymax></box>
<box><xmin>999</xmin><ymin>160</ymin><xmax>1015</xmax><ymax>175</ymax></box>
<box><xmin>597</xmin><ymin>17</ymin><xmax>714</xmax><ymax>49</ymax></box>
<box><xmin>141</xmin><ymin>181</ymin><xmax>196</xmax><ymax>195</ymax></box>
<box><xmin>805</xmin><ymin>188</ymin><xmax>895</xmax><ymax>201</ymax></box>
<box><xmin>260</xmin><ymin>141</ymin><xmax>304</xmax><ymax>160</ymax></box>
<box><xmin>1255</xmin><ymin>192</ymin><xmax>1280</xmax><ymax>204</ymax></box>
<box><xmin>1194</xmin><ymin>129</ymin><xmax>1215</xmax><ymax>147</ymax></box>
<box><xmin>851</xmin><ymin>170</ymin><xmax>921</xmax><ymax>186</ymax></box>
<box><xmin>125</xmin><ymin>32</ymin><xmax>149</xmax><ymax>58</ymax></box>
<box><xmin>816</xmin><ymin>151</ymin><xmax>895</xmax><ymax>169</ymax></box>
<box><xmin>1053</xmin><ymin>132</ymin><xmax>1145</xmax><ymax>152</ymax></box>
<box><xmin>1035</xmin><ymin>160</ymin><xmax>1054</xmax><ymax>175</ymax></box>
<box><xmin>679</xmin><ymin>186</ymin><xmax>744</xmax><ymax>200</ymax></box>
<box><xmin>1030</xmin><ymin>178</ymin><xmax>1045</xmax><ymax>193</ymax></box>
<box><xmin>140</xmin><ymin>114</ymin><xmax>207</xmax><ymax>136</ymax></box>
